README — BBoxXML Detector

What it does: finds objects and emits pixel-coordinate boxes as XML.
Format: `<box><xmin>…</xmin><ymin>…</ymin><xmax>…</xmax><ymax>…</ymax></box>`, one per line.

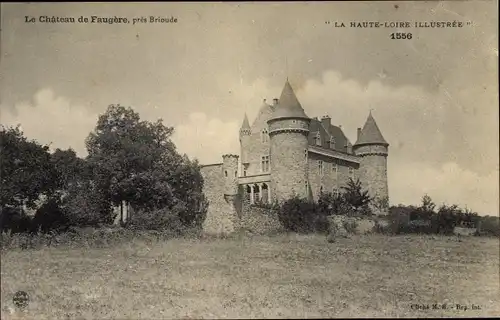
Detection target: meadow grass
<box><xmin>1</xmin><ymin>233</ymin><xmax>499</xmax><ymax>319</ymax></box>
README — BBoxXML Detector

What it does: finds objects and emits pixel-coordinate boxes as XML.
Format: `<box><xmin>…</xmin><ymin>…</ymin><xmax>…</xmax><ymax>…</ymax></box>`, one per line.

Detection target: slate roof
<box><xmin>354</xmin><ymin>112</ymin><xmax>388</xmax><ymax>146</ymax></box>
<box><xmin>308</xmin><ymin>118</ymin><xmax>352</xmax><ymax>153</ymax></box>
<box><xmin>270</xmin><ymin>80</ymin><xmax>309</xmax><ymax>120</ymax></box>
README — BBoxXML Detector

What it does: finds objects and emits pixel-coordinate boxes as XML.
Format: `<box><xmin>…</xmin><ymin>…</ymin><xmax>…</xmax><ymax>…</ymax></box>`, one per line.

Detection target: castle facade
<box><xmin>200</xmin><ymin>80</ymin><xmax>389</xmax><ymax>235</ymax></box>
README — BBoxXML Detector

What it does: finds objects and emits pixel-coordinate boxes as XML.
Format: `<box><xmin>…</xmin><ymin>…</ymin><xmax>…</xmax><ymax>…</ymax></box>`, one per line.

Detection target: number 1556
<box><xmin>390</xmin><ymin>33</ymin><xmax>413</xmax><ymax>40</ymax></box>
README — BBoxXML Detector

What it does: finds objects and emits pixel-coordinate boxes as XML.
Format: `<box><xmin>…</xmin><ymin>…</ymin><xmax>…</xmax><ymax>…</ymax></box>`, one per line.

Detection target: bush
<box><xmin>277</xmin><ymin>196</ymin><xmax>328</xmax><ymax>233</ymax></box>
<box><xmin>317</xmin><ymin>192</ymin><xmax>351</xmax><ymax>216</ymax></box>
<box><xmin>0</xmin><ymin>207</ymin><xmax>32</xmax><ymax>233</ymax></box>
<box><xmin>128</xmin><ymin>206</ymin><xmax>190</xmax><ymax>235</ymax></box>
<box><xmin>478</xmin><ymin>216</ymin><xmax>500</xmax><ymax>237</ymax></box>
<box><xmin>373</xmin><ymin>218</ymin><xmax>392</xmax><ymax>235</ymax></box>
<box><xmin>31</xmin><ymin>198</ymin><xmax>70</xmax><ymax>233</ymax></box>
<box><xmin>388</xmin><ymin>205</ymin><xmax>412</xmax><ymax>234</ymax></box>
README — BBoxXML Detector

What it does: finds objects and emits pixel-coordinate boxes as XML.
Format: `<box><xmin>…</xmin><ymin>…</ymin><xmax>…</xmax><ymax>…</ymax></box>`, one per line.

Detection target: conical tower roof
<box><xmin>240</xmin><ymin>113</ymin><xmax>250</xmax><ymax>130</ymax></box>
<box><xmin>270</xmin><ymin>80</ymin><xmax>309</xmax><ymax>120</ymax></box>
<box><xmin>354</xmin><ymin>112</ymin><xmax>388</xmax><ymax>146</ymax></box>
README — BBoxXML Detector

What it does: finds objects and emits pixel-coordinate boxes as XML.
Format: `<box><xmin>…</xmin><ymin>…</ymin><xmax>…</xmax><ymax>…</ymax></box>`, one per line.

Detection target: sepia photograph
<box><xmin>1</xmin><ymin>1</ymin><xmax>499</xmax><ymax>319</ymax></box>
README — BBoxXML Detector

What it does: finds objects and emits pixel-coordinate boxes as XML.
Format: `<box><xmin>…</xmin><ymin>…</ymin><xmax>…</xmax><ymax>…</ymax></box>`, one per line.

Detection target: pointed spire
<box><xmin>354</xmin><ymin>112</ymin><xmax>388</xmax><ymax>146</ymax></box>
<box><xmin>270</xmin><ymin>80</ymin><xmax>309</xmax><ymax>120</ymax></box>
<box><xmin>241</xmin><ymin>113</ymin><xmax>250</xmax><ymax>130</ymax></box>
<box><xmin>240</xmin><ymin>112</ymin><xmax>251</xmax><ymax>138</ymax></box>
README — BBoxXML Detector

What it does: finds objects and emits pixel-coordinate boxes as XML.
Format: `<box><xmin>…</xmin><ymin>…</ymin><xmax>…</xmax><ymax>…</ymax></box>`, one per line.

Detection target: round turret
<box><xmin>353</xmin><ymin>112</ymin><xmax>389</xmax><ymax>215</ymax></box>
<box><xmin>267</xmin><ymin>80</ymin><xmax>311</xmax><ymax>202</ymax></box>
<box><xmin>222</xmin><ymin>154</ymin><xmax>239</xmax><ymax>196</ymax></box>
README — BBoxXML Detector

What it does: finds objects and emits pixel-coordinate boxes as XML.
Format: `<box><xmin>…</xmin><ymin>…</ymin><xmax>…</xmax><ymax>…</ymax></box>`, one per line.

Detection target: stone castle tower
<box><xmin>267</xmin><ymin>81</ymin><xmax>311</xmax><ymax>202</ymax></box>
<box><xmin>353</xmin><ymin>112</ymin><xmax>389</xmax><ymax>214</ymax></box>
<box><xmin>200</xmin><ymin>79</ymin><xmax>389</xmax><ymax>234</ymax></box>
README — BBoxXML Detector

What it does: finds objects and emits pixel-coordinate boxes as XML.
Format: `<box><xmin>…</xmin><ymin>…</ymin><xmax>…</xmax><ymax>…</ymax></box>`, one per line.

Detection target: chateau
<box><xmin>200</xmin><ymin>80</ymin><xmax>389</xmax><ymax>235</ymax></box>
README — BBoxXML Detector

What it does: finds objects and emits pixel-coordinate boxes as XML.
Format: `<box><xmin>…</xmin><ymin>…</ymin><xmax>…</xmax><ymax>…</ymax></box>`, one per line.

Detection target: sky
<box><xmin>1</xmin><ymin>2</ymin><xmax>498</xmax><ymax>215</ymax></box>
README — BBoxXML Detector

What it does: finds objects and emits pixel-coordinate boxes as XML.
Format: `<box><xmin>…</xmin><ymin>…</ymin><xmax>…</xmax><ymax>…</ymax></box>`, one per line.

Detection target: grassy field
<box><xmin>1</xmin><ymin>233</ymin><xmax>499</xmax><ymax>319</ymax></box>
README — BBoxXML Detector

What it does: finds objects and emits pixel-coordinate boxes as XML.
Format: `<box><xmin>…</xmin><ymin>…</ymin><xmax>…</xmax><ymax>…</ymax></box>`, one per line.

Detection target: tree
<box><xmin>317</xmin><ymin>191</ymin><xmax>350</xmax><ymax>216</ymax></box>
<box><xmin>85</xmin><ymin>104</ymin><xmax>206</xmax><ymax>228</ymax></box>
<box><xmin>417</xmin><ymin>194</ymin><xmax>436</xmax><ymax>220</ymax></box>
<box><xmin>341</xmin><ymin>178</ymin><xmax>372</xmax><ymax>215</ymax></box>
<box><xmin>0</xmin><ymin>125</ymin><xmax>59</xmax><ymax>210</ymax></box>
<box><xmin>51</xmin><ymin>148</ymin><xmax>90</xmax><ymax>190</ymax></box>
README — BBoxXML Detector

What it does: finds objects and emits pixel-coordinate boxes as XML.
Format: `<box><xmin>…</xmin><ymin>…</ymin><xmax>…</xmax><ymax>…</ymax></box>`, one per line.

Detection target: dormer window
<box><xmin>315</xmin><ymin>132</ymin><xmax>321</xmax><ymax>146</ymax></box>
<box><xmin>330</xmin><ymin>137</ymin><xmax>336</xmax><ymax>149</ymax></box>
<box><xmin>261</xmin><ymin>129</ymin><xmax>269</xmax><ymax>143</ymax></box>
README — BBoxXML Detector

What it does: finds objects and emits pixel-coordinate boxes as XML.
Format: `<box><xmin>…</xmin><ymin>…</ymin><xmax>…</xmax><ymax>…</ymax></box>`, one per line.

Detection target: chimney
<box><xmin>273</xmin><ymin>98</ymin><xmax>279</xmax><ymax>106</ymax></box>
<box><xmin>357</xmin><ymin>128</ymin><xmax>361</xmax><ymax>140</ymax></box>
<box><xmin>321</xmin><ymin>115</ymin><xmax>331</xmax><ymax>128</ymax></box>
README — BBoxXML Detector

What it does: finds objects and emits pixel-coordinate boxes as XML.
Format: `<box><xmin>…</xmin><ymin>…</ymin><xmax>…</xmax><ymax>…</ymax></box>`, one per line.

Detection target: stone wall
<box><xmin>307</xmin><ymin>152</ymin><xmax>359</xmax><ymax>201</ymax></box>
<box><xmin>200</xmin><ymin>164</ymin><xmax>240</xmax><ymax>235</ymax></box>
<box><xmin>240</xmin><ymin>203</ymin><xmax>283</xmax><ymax>235</ymax></box>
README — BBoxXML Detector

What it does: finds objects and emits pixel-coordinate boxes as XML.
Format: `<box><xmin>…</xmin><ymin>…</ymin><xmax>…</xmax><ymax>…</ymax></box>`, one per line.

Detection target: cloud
<box><xmin>172</xmin><ymin>112</ymin><xmax>240</xmax><ymax>164</ymax></box>
<box><xmin>390</xmin><ymin>160</ymin><xmax>499</xmax><ymax>216</ymax></box>
<box><xmin>1</xmin><ymin>69</ymin><xmax>498</xmax><ymax>216</ymax></box>
<box><xmin>1</xmin><ymin>89</ymin><xmax>98</xmax><ymax>157</ymax></box>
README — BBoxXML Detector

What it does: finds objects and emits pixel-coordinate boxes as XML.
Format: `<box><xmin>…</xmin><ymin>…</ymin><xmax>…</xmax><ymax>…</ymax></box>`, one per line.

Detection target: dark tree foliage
<box><xmin>277</xmin><ymin>196</ymin><xmax>328</xmax><ymax>233</ymax></box>
<box><xmin>388</xmin><ymin>195</ymin><xmax>483</xmax><ymax>235</ymax></box>
<box><xmin>0</xmin><ymin>207</ymin><xmax>32</xmax><ymax>233</ymax></box>
<box><xmin>31</xmin><ymin>198</ymin><xmax>70</xmax><ymax>233</ymax></box>
<box><xmin>317</xmin><ymin>191</ymin><xmax>350</xmax><ymax>216</ymax></box>
<box><xmin>0</xmin><ymin>125</ymin><xmax>59</xmax><ymax>210</ymax></box>
<box><xmin>85</xmin><ymin>104</ymin><xmax>207</xmax><ymax>228</ymax></box>
<box><xmin>50</xmin><ymin>148</ymin><xmax>91</xmax><ymax>190</ymax></box>
<box><xmin>341</xmin><ymin>178</ymin><xmax>372</xmax><ymax>214</ymax></box>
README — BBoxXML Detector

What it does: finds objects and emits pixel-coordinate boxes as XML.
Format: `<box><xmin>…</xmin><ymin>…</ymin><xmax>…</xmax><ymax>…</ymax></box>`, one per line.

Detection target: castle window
<box><xmin>332</xmin><ymin>163</ymin><xmax>338</xmax><ymax>174</ymax></box>
<box><xmin>320</xmin><ymin>185</ymin><xmax>324</xmax><ymax>194</ymax></box>
<box><xmin>304</xmin><ymin>149</ymin><xmax>308</xmax><ymax>160</ymax></box>
<box><xmin>261</xmin><ymin>155</ymin><xmax>270</xmax><ymax>172</ymax></box>
<box><xmin>235</xmin><ymin>171</ymin><xmax>238</xmax><ymax>178</ymax></box>
<box><xmin>224</xmin><ymin>170</ymin><xmax>228</xmax><ymax>177</ymax></box>
<box><xmin>305</xmin><ymin>180</ymin><xmax>308</xmax><ymax>193</ymax></box>
<box><xmin>261</xmin><ymin>129</ymin><xmax>269</xmax><ymax>143</ymax></box>
<box><xmin>318</xmin><ymin>160</ymin><xmax>323</xmax><ymax>175</ymax></box>
<box><xmin>330</xmin><ymin>137</ymin><xmax>336</xmax><ymax>149</ymax></box>
<box><xmin>314</xmin><ymin>132</ymin><xmax>321</xmax><ymax>146</ymax></box>
<box><xmin>349</xmin><ymin>167</ymin><xmax>354</xmax><ymax>178</ymax></box>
